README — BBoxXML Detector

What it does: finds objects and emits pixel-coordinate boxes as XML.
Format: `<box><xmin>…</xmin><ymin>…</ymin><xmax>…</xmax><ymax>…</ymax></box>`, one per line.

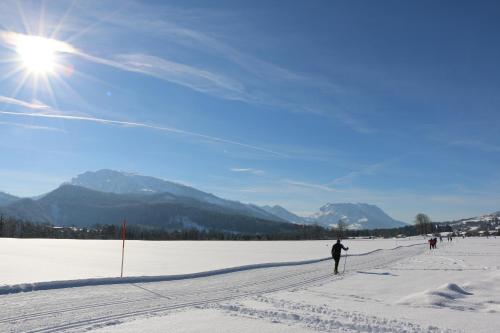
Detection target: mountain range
<box><xmin>0</xmin><ymin>169</ymin><xmax>407</xmax><ymax>232</ymax></box>
<box><xmin>0</xmin><ymin>184</ymin><xmax>298</xmax><ymax>234</ymax></box>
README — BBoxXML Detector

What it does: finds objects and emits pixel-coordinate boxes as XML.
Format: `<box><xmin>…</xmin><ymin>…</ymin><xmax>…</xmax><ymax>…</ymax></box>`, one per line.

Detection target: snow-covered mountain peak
<box><xmin>70</xmin><ymin>169</ymin><xmax>198</xmax><ymax>196</ymax></box>
<box><xmin>307</xmin><ymin>203</ymin><xmax>406</xmax><ymax>230</ymax></box>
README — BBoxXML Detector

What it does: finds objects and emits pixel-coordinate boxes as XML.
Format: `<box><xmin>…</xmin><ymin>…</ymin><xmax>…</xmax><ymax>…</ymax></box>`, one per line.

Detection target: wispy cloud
<box><xmin>230</xmin><ymin>167</ymin><xmax>265</xmax><ymax>176</ymax></box>
<box><xmin>331</xmin><ymin>110</ymin><xmax>377</xmax><ymax>135</ymax></box>
<box><xmin>450</xmin><ymin>139</ymin><xmax>500</xmax><ymax>152</ymax></box>
<box><xmin>90</xmin><ymin>4</ymin><xmax>315</xmax><ymax>86</ymax></box>
<box><xmin>78</xmin><ymin>52</ymin><xmax>251</xmax><ymax>102</ymax></box>
<box><xmin>0</xmin><ymin>120</ymin><xmax>65</xmax><ymax>132</ymax></box>
<box><xmin>0</xmin><ymin>110</ymin><xmax>287</xmax><ymax>157</ymax></box>
<box><xmin>124</xmin><ymin>23</ymin><xmax>373</xmax><ymax>133</ymax></box>
<box><xmin>330</xmin><ymin>157</ymin><xmax>402</xmax><ymax>185</ymax></box>
<box><xmin>56</xmin><ymin>3</ymin><xmax>375</xmax><ymax>134</ymax></box>
<box><xmin>283</xmin><ymin>179</ymin><xmax>337</xmax><ymax>193</ymax></box>
<box><xmin>150</xmin><ymin>25</ymin><xmax>322</xmax><ymax>87</ymax></box>
<box><xmin>0</xmin><ymin>95</ymin><xmax>50</xmax><ymax>109</ymax></box>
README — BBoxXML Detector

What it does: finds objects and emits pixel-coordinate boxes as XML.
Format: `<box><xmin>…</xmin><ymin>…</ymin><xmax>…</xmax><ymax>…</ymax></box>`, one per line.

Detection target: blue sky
<box><xmin>1</xmin><ymin>0</ymin><xmax>499</xmax><ymax>222</ymax></box>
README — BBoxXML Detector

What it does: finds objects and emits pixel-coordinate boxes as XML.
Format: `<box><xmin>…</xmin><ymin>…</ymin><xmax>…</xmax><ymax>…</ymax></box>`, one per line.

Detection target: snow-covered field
<box><xmin>1</xmin><ymin>237</ymin><xmax>499</xmax><ymax>332</ymax></box>
<box><xmin>0</xmin><ymin>238</ymin><xmax>421</xmax><ymax>285</ymax></box>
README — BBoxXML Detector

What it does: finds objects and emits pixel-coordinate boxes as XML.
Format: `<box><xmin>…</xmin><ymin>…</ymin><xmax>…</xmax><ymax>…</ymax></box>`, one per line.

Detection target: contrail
<box><xmin>0</xmin><ymin>96</ymin><xmax>50</xmax><ymax>109</ymax></box>
<box><xmin>0</xmin><ymin>110</ymin><xmax>287</xmax><ymax>157</ymax></box>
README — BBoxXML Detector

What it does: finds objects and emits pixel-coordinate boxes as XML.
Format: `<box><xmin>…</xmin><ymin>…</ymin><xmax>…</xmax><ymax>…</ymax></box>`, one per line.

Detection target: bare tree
<box><xmin>415</xmin><ymin>213</ymin><xmax>431</xmax><ymax>235</ymax></box>
<box><xmin>335</xmin><ymin>217</ymin><xmax>348</xmax><ymax>239</ymax></box>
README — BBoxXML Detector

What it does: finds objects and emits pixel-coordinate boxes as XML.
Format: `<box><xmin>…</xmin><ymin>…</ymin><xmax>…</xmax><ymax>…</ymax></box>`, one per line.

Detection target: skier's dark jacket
<box><xmin>331</xmin><ymin>243</ymin><xmax>348</xmax><ymax>259</ymax></box>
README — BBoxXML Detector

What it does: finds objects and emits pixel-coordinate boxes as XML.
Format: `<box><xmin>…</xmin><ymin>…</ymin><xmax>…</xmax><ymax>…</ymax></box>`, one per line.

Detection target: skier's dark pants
<box><xmin>333</xmin><ymin>256</ymin><xmax>340</xmax><ymax>272</ymax></box>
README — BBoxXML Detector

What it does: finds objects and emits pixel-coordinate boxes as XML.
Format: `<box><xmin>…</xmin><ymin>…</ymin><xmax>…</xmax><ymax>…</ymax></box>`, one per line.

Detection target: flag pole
<box><xmin>120</xmin><ymin>219</ymin><xmax>127</xmax><ymax>278</ymax></box>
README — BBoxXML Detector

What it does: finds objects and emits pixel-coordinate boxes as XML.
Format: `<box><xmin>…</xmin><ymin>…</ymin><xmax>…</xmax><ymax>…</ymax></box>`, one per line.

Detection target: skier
<box><xmin>331</xmin><ymin>239</ymin><xmax>349</xmax><ymax>274</ymax></box>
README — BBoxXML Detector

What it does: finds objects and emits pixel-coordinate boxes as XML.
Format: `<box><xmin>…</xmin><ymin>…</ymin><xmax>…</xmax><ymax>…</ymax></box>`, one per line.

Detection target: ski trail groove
<box><xmin>0</xmin><ymin>266</ymin><xmax>327</xmax><ymax>325</ymax></box>
<box><xmin>27</xmin><ymin>273</ymin><xmax>340</xmax><ymax>333</ymax></box>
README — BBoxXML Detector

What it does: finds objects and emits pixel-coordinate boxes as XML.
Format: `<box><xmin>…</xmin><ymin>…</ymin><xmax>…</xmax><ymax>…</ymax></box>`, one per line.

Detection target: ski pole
<box><xmin>343</xmin><ymin>250</ymin><xmax>348</xmax><ymax>274</ymax></box>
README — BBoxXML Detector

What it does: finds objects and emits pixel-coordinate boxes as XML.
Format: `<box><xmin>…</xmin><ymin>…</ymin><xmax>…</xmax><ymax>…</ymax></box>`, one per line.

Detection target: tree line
<box><xmin>0</xmin><ymin>214</ymin><xmax>444</xmax><ymax>240</ymax></box>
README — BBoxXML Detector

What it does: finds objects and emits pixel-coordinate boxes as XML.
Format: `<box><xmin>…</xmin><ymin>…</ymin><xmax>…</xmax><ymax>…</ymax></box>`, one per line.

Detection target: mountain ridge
<box><xmin>0</xmin><ymin>192</ymin><xmax>19</xmax><ymax>206</ymax></box>
<box><xmin>261</xmin><ymin>205</ymin><xmax>305</xmax><ymax>224</ymax></box>
<box><xmin>69</xmin><ymin>169</ymin><xmax>284</xmax><ymax>222</ymax></box>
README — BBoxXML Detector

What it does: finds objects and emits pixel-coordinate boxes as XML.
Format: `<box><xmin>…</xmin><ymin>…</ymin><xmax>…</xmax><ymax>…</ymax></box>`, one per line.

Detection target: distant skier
<box><xmin>331</xmin><ymin>239</ymin><xmax>349</xmax><ymax>274</ymax></box>
<box><xmin>428</xmin><ymin>238</ymin><xmax>437</xmax><ymax>250</ymax></box>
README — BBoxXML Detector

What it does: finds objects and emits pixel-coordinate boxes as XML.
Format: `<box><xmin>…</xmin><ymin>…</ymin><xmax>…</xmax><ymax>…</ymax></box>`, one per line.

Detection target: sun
<box><xmin>0</xmin><ymin>31</ymin><xmax>78</xmax><ymax>103</ymax></box>
<box><xmin>15</xmin><ymin>35</ymin><xmax>59</xmax><ymax>74</ymax></box>
<box><xmin>0</xmin><ymin>32</ymin><xmax>76</xmax><ymax>76</ymax></box>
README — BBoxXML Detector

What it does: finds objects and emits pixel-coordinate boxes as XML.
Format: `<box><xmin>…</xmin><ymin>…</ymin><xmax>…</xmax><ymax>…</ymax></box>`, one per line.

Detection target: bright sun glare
<box><xmin>15</xmin><ymin>35</ymin><xmax>58</xmax><ymax>74</ymax></box>
<box><xmin>0</xmin><ymin>31</ymin><xmax>76</xmax><ymax>98</ymax></box>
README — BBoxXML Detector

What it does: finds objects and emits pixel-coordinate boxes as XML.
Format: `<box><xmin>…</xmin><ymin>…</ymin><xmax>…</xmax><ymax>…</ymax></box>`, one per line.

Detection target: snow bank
<box><xmin>398</xmin><ymin>283</ymin><xmax>473</xmax><ymax>307</ymax></box>
<box><xmin>0</xmin><ymin>256</ymin><xmax>331</xmax><ymax>295</ymax></box>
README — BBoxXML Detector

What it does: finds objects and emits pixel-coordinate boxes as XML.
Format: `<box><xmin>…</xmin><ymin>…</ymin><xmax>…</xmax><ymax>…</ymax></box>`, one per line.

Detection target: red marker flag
<box><xmin>120</xmin><ymin>219</ymin><xmax>127</xmax><ymax>278</ymax></box>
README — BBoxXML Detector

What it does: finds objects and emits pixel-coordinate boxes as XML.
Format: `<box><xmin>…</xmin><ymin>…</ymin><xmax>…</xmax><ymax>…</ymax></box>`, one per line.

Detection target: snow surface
<box><xmin>1</xmin><ymin>237</ymin><xmax>499</xmax><ymax>332</ymax></box>
<box><xmin>0</xmin><ymin>238</ymin><xmax>421</xmax><ymax>285</ymax></box>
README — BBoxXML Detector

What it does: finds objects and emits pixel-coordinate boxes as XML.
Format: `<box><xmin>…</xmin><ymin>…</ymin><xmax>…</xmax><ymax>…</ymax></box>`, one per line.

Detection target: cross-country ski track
<box><xmin>0</xmin><ymin>243</ymin><xmax>426</xmax><ymax>332</ymax></box>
